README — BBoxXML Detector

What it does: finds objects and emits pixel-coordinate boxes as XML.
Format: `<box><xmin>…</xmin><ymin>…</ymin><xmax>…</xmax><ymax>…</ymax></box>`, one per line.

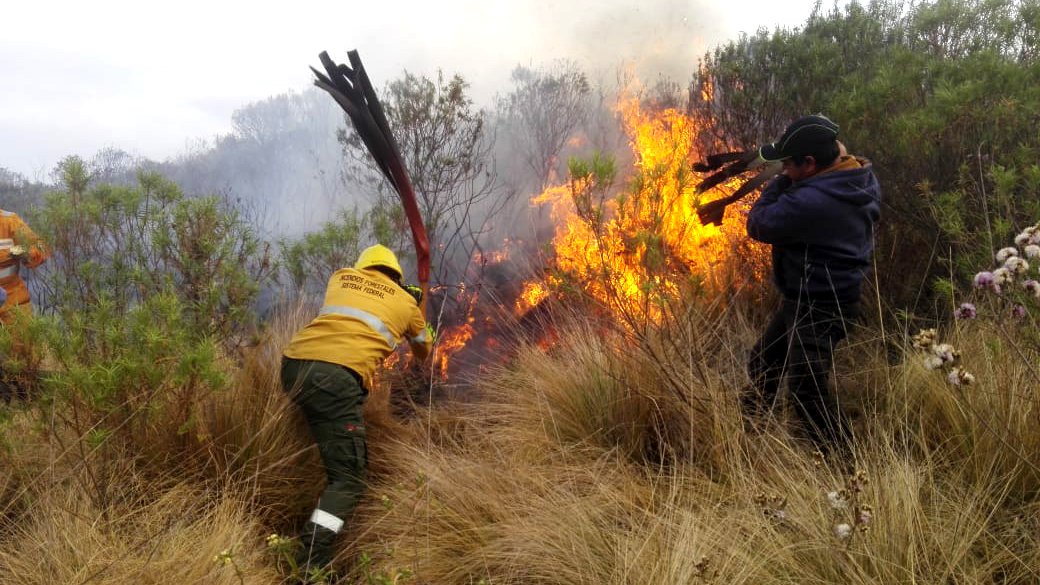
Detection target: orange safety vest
<box><xmin>0</xmin><ymin>210</ymin><xmax>49</xmax><ymax>323</ymax></box>
<box><xmin>283</xmin><ymin>267</ymin><xmax>432</xmax><ymax>390</ymax></box>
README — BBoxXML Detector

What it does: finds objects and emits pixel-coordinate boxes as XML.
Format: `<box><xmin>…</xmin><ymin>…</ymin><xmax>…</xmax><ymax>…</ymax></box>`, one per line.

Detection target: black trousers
<box><xmin>281</xmin><ymin>357</ymin><xmax>368</xmax><ymax>568</ymax></box>
<box><xmin>744</xmin><ymin>298</ymin><xmax>857</xmax><ymax>447</ymax></box>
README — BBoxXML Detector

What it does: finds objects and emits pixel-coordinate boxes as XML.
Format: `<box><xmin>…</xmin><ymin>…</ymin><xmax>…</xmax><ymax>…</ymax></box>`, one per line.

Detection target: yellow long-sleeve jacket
<box><xmin>283</xmin><ymin>267</ymin><xmax>432</xmax><ymax>391</ymax></box>
<box><xmin>0</xmin><ymin>210</ymin><xmax>49</xmax><ymax>322</ymax></box>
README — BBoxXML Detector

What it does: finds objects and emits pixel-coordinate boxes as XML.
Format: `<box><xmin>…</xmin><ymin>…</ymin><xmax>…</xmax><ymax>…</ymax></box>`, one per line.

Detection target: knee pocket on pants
<box><xmin>320</xmin><ymin>435</ymin><xmax>368</xmax><ymax>482</ymax></box>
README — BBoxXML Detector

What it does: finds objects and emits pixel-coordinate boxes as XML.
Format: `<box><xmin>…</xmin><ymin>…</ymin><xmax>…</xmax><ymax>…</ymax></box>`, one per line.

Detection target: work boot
<box><xmin>296</xmin><ymin>521</ymin><xmax>339</xmax><ymax>576</ymax></box>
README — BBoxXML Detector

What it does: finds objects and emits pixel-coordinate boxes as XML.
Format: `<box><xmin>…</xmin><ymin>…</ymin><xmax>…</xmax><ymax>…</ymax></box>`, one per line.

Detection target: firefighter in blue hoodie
<box><xmin>743</xmin><ymin>114</ymin><xmax>881</xmax><ymax>449</ymax></box>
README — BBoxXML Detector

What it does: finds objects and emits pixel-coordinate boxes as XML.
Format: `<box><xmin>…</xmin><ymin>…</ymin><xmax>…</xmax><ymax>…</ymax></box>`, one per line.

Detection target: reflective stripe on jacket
<box><xmin>283</xmin><ymin>267</ymin><xmax>432</xmax><ymax>390</ymax></box>
<box><xmin>0</xmin><ymin>210</ymin><xmax>50</xmax><ymax>321</ymax></box>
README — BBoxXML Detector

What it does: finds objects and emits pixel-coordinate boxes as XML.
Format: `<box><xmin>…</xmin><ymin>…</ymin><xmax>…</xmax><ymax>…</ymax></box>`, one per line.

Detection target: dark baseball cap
<box><xmin>759</xmin><ymin>114</ymin><xmax>839</xmax><ymax>161</ymax></box>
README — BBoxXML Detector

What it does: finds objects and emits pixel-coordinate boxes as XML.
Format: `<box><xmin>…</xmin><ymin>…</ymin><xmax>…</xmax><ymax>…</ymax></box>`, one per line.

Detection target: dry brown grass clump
<box><xmin>0</xmin><ymin>463</ymin><xmax>282</xmax><ymax>585</ymax></box>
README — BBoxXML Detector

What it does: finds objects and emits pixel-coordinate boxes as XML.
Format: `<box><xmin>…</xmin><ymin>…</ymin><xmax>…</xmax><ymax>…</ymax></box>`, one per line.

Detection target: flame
<box><xmin>529</xmin><ymin>96</ymin><xmax>765</xmax><ymax>322</ymax></box>
<box><xmin>436</xmin><ymin>321</ymin><xmax>475</xmax><ymax>377</ymax></box>
<box><xmin>428</xmin><ymin>93</ymin><xmax>767</xmax><ymax>378</ymax></box>
<box><xmin>515</xmin><ymin>281</ymin><xmax>550</xmax><ymax>316</ymax></box>
<box><xmin>700</xmin><ymin>75</ymin><xmax>714</xmax><ymax>103</ymax></box>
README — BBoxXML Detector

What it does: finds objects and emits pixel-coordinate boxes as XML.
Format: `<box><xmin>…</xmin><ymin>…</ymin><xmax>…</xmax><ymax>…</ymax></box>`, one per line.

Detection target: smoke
<box><xmin>534</xmin><ymin>0</ymin><xmax>715</xmax><ymax>86</ymax></box>
<box><xmin>155</xmin><ymin>88</ymin><xmax>370</xmax><ymax>238</ymax></box>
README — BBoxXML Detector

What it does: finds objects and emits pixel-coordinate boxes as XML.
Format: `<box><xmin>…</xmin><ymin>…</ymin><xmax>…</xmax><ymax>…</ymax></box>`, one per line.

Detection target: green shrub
<box><xmin>279</xmin><ymin>208</ymin><xmax>367</xmax><ymax>295</ymax></box>
<box><xmin>8</xmin><ymin>158</ymin><xmax>278</xmax><ymax>504</ymax></box>
<box><xmin>30</xmin><ymin>157</ymin><xmax>275</xmax><ymax>342</ymax></box>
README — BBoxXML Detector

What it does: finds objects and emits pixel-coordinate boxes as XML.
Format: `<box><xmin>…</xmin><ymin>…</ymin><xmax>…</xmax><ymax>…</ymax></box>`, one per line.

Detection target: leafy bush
<box><xmin>7</xmin><ymin>158</ymin><xmax>278</xmax><ymax>503</ymax></box>
<box><xmin>30</xmin><ymin>157</ymin><xmax>275</xmax><ymax>342</ymax></box>
<box><xmin>279</xmin><ymin>208</ymin><xmax>367</xmax><ymax>295</ymax></box>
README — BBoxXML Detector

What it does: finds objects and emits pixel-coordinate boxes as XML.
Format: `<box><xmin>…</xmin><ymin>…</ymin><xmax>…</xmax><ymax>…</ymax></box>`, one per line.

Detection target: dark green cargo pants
<box><xmin>281</xmin><ymin>357</ymin><xmax>368</xmax><ymax>569</ymax></box>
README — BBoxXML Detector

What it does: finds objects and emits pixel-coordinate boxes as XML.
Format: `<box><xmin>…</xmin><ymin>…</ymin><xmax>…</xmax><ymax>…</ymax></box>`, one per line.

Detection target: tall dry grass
<box><xmin>2</xmin><ymin>294</ymin><xmax>1039</xmax><ymax>583</ymax></box>
<box><xmin>345</xmin><ymin>301</ymin><xmax>1040</xmax><ymax>584</ymax></box>
<box><xmin>0</xmin><ymin>299</ymin><xmax>322</xmax><ymax>583</ymax></box>
<box><xmin>0</xmin><ymin>466</ymin><xmax>282</xmax><ymax>585</ymax></box>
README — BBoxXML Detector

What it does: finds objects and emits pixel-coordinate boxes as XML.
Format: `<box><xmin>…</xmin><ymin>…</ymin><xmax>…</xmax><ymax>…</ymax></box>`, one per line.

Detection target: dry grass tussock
<box><xmin>0</xmin><ymin>461</ymin><xmax>281</xmax><ymax>584</ymax></box>
<box><xmin>2</xmin><ymin>298</ymin><xmax>1040</xmax><ymax>583</ymax></box>
<box><xmin>0</xmin><ymin>299</ymin><xmax>323</xmax><ymax>583</ymax></box>
<box><xmin>884</xmin><ymin>317</ymin><xmax>1040</xmax><ymax>498</ymax></box>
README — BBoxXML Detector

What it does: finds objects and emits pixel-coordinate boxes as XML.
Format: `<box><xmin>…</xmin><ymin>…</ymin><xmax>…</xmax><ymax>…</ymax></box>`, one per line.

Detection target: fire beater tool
<box><xmin>311</xmin><ymin>50</ymin><xmax>431</xmax><ymax>316</ymax></box>
<box><xmin>694</xmin><ymin>150</ymin><xmax>782</xmax><ymax>226</ymax></box>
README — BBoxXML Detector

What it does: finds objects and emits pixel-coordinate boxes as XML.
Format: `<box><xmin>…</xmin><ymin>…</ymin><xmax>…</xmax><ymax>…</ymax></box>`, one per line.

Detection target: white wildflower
<box><xmin>947</xmin><ymin>367</ymin><xmax>976</xmax><ymax>386</ymax></box>
<box><xmin>1004</xmin><ymin>256</ymin><xmax>1030</xmax><ymax>274</ymax></box>
<box><xmin>834</xmin><ymin>523</ymin><xmax>853</xmax><ymax>540</ymax></box>
<box><xmin>1025</xmin><ymin>244</ymin><xmax>1040</xmax><ymax>259</ymax></box>
<box><xmin>996</xmin><ymin>247</ymin><xmax>1019</xmax><ymax>263</ymax></box>
<box><xmin>1019</xmin><ymin>225</ymin><xmax>1040</xmax><ymax>246</ymax></box>
<box><xmin>923</xmin><ymin>355</ymin><xmax>944</xmax><ymax>370</ymax></box>
<box><xmin>827</xmin><ymin>491</ymin><xmax>848</xmax><ymax>510</ymax></box>
<box><xmin>993</xmin><ymin>267</ymin><xmax>1014</xmax><ymax>286</ymax></box>
<box><xmin>931</xmin><ymin>343</ymin><xmax>959</xmax><ymax>365</ymax></box>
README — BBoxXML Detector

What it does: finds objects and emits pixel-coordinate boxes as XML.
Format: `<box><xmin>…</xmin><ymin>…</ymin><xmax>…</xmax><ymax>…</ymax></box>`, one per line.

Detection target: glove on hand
<box><xmin>403</xmin><ymin>284</ymin><xmax>423</xmax><ymax>305</ymax></box>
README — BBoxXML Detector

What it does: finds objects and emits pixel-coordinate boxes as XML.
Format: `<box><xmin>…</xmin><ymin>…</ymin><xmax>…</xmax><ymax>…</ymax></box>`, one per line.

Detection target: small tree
<box><xmin>338</xmin><ymin>70</ymin><xmax>504</xmax><ymax>290</ymax></box>
<box><xmin>498</xmin><ymin>62</ymin><xmax>592</xmax><ymax>190</ymax></box>
<box><xmin>280</xmin><ymin>207</ymin><xmax>368</xmax><ymax>296</ymax></box>
<box><xmin>7</xmin><ymin>158</ymin><xmax>276</xmax><ymax>505</ymax></box>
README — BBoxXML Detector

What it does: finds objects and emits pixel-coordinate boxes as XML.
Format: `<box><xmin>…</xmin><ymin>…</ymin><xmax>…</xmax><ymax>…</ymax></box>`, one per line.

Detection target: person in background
<box><xmin>0</xmin><ymin>209</ymin><xmax>49</xmax><ymax>322</ymax></box>
<box><xmin>742</xmin><ymin>114</ymin><xmax>881</xmax><ymax>450</ymax></box>
<box><xmin>281</xmin><ymin>244</ymin><xmax>433</xmax><ymax>575</ymax></box>
<box><xmin>0</xmin><ymin>209</ymin><xmax>50</xmax><ymax>402</ymax></box>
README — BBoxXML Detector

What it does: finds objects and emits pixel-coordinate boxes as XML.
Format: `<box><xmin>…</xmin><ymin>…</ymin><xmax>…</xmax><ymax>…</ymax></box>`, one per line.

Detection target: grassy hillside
<box><xmin>2</xmin><ymin>270</ymin><xmax>1039</xmax><ymax>584</ymax></box>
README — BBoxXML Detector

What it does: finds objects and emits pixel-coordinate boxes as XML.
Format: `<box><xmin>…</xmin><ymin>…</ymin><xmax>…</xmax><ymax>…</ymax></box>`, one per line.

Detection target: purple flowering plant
<box><xmin>914</xmin><ymin>221</ymin><xmax>1040</xmax><ymax>386</ymax></box>
<box><xmin>966</xmin><ymin>222</ymin><xmax>1040</xmax><ymax>326</ymax></box>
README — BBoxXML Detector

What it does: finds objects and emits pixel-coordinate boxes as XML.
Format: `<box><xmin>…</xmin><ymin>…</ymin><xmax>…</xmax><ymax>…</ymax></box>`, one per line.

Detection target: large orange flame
<box><xmin>428</xmin><ymin>93</ymin><xmax>767</xmax><ymax>378</ymax></box>
<box><xmin>529</xmin><ymin>96</ymin><xmax>765</xmax><ymax>322</ymax></box>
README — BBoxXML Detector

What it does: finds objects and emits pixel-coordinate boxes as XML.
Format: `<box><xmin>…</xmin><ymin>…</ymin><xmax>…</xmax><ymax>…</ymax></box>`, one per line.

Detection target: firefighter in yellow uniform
<box><xmin>281</xmin><ymin>244</ymin><xmax>433</xmax><ymax>573</ymax></box>
<box><xmin>0</xmin><ymin>209</ymin><xmax>49</xmax><ymax>322</ymax></box>
<box><xmin>0</xmin><ymin>210</ymin><xmax>49</xmax><ymax>402</ymax></box>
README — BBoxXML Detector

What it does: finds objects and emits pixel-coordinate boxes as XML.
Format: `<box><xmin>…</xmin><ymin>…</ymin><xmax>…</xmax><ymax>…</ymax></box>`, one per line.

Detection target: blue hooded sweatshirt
<box><xmin>746</xmin><ymin>156</ymin><xmax>881</xmax><ymax>305</ymax></box>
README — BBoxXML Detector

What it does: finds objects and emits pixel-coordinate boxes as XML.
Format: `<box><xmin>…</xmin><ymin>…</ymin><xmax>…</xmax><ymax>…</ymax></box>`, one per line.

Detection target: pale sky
<box><xmin>2</xmin><ymin>0</ymin><xmax>824</xmax><ymax>179</ymax></box>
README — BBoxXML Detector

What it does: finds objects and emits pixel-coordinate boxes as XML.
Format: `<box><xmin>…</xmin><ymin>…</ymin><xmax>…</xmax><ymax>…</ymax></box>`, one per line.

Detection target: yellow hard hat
<box><xmin>355</xmin><ymin>244</ymin><xmax>403</xmax><ymax>280</ymax></box>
